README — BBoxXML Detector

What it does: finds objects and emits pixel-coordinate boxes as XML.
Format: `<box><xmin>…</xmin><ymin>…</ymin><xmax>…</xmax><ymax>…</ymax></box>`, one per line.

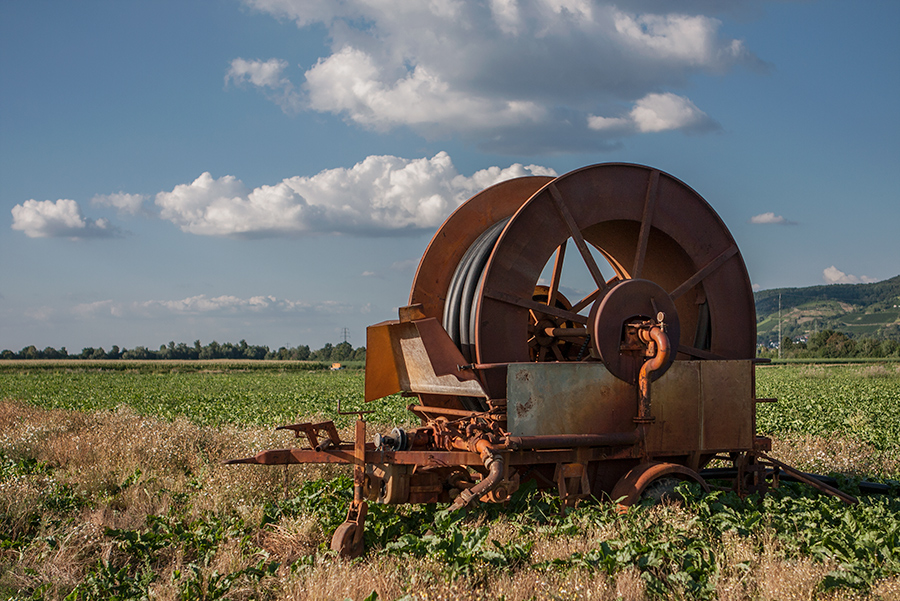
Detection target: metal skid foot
<box><xmin>331</xmin><ymin>499</ymin><xmax>368</xmax><ymax>558</ymax></box>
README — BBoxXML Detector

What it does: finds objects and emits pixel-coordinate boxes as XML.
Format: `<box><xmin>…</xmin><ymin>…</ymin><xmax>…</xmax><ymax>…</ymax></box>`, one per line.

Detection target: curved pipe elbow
<box><xmin>638</xmin><ymin>326</ymin><xmax>670</xmax><ymax>421</ymax></box>
<box><xmin>639</xmin><ymin>326</ymin><xmax>670</xmax><ymax>380</ymax></box>
<box><xmin>449</xmin><ymin>450</ymin><xmax>504</xmax><ymax>511</ymax></box>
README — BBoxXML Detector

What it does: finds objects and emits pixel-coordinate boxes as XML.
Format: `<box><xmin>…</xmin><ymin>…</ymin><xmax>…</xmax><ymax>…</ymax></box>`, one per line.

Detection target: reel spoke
<box><xmin>669</xmin><ymin>244</ymin><xmax>738</xmax><ymax>300</ymax></box>
<box><xmin>632</xmin><ymin>169</ymin><xmax>660</xmax><ymax>279</ymax></box>
<box><xmin>548</xmin><ymin>183</ymin><xmax>609</xmax><ymax>294</ymax></box>
<box><xmin>571</xmin><ymin>288</ymin><xmax>602</xmax><ymax>314</ymax></box>
<box><xmin>483</xmin><ymin>287</ymin><xmax>587</xmax><ymax>324</ymax></box>
<box><xmin>547</xmin><ymin>240</ymin><xmax>567</xmax><ymax>309</ymax></box>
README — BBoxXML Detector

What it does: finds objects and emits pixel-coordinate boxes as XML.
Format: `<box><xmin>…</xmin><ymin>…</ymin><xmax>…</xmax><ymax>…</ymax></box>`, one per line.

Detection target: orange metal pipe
<box><xmin>446</xmin><ymin>436</ymin><xmax>505</xmax><ymax>510</ymax></box>
<box><xmin>637</xmin><ymin>326</ymin><xmax>669</xmax><ymax>422</ymax></box>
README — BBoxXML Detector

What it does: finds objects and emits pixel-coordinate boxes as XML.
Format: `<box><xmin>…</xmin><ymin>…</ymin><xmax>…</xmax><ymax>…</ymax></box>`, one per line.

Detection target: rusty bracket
<box><xmin>554</xmin><ymin>462</ymin><xmax>591</xmax><ymax>506</ymax></box>
<box><xmin>276</xmin><ymin>421</ymin><xmax>342</xmax><ymax>452</ymax></box>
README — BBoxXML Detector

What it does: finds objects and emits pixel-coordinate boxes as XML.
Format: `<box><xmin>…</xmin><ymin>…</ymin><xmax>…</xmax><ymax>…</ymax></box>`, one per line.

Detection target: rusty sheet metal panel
<box><xmin>508</xmin><ymin>360</ymin><xmax>754</xmax><ymax>453</ymax></box>
<box><xmin>365</xmin><ymin>321</ymin><xmax>403</xmax><ymax>402</ymax></box>
<box><xmin>367</xmin><ymin>320</ymin><xmax>488</xmax><ymax>400</ymax></box>
<box><xmin>646</xmin><ymin>360</ymin><xmax>754</xmax><ymax>454</ymax></box>
<box><xmin>399</xmin><ymin>321</ymin><xmax>488</xmax><ymax>398</ymax></box>
<box><xmin>700</xmin><ymin>360</ymin><xmax>754</xmax><ymax>450</ymax></box>
<box><xmin>645</xmin><ymin>361</ymin><xmax>701</xmax><ymax>454</ymax></box>
<box><xmin>366</xmin><ymin>318</ymin><xmax>485</xmax><ymax>402</ymax></box>
<box><xmin>412</xmin><ymin>318</ymin><xmax>479</xmax><ymax>381</ymax></box>
<box><xmin>507</xmin><ymin>363</ymin><xmax>634</xmax><ymax>436</ymax></box>
<box><xmin>366</xmin><ymin>320</ymin><xmax>488</xmax><ymax>401</ymax></box>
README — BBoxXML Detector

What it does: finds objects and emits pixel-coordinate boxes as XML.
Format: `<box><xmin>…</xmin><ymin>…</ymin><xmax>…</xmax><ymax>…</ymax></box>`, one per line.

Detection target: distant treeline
<box><xmin>9</xmin><ymin>329</ymin><xmax>897</xmax><ymax>362</ymax></box>
<box><xmin>758</xmin><ymin>329</ymin><xmax>900</xmax><ymax>360</ymax></box>
<box><xmin>1</xmin><ymin>340</ymin><xmax>366</xmax><ymax>362</ymax></box>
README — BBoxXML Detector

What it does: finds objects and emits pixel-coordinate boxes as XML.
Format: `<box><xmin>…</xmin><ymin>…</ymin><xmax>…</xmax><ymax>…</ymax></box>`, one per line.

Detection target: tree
<box><xmin>807</xmin><ymin>329</ymin><xmax>856</xmax><ymax>358</ymax></box>
<box><xmin>312</xmin><ymin>343</ymin><xmax>333</xmax><ymax>361</ymax></box>
<box><xmin>123</xmin><ymin>346</ymin><xmax>153</xmax><ymax>360</ymax></box>
<box><xmin>243</xmin><ymin>343</ymin><xmax>268</xmax><ymax>360</ymax></box>
<box><xmin>42</xmin><ymin>346</ymin><xmax>66</xmax><ymax>359</ymax></box>
<box><xmin>331</xmin><ymin>341</ymin><xmax>353</xmax><ymax>362</ymax></box>
<box><xmin>199</xmin><ymin>341</ymin><xmax>220</xmax><ymax>360</ymax></box>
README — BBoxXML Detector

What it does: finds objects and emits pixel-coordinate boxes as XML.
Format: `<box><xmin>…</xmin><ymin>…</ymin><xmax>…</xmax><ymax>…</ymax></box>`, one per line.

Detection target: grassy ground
<box><xmin>1</xmin><ymin>364</ymin><xmax>899</xmax><ymax>600</ymax></box>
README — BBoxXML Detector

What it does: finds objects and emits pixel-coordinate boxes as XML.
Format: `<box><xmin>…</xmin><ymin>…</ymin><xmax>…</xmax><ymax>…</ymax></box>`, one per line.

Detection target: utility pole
<box><xmin>778</xmin><ymin>293</ymin><xmax>782</xmax><ymax>360</ymax></box>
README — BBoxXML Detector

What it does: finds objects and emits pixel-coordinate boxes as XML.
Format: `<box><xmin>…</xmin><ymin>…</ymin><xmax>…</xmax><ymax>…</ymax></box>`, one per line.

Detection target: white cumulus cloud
<box><xmin>226</xmin><ymin>58</ymin><xmax>301</xmax><ymax>113</ymax></box>
<box><xmin>73</xmin><ymin>295</ymin><xmax>359</xmax><ymax>318</ymax></box>
<box><xmin>236</xmin><ymin>0</ymin><xmax>760</xmax><ymax>151</ymax></box>
<box><xmin>304</xmin><ymin>47</ymin><xmax>546</xmax><ymax>133</ymax></box>
<box><xmin>749</xmin><ymin>211</ymin><xmax>797</xmax><ymax>225</ymax></box>
<box><xmin>613</xmin><ymin>11</ymin><xmax>746</xmax><ymax>65</ymax></box>
<box><xmin>588</xmin><ymin>92</ymin><xmax>717</xmax><ymax>134</ymax></box>
<box><xmin>155</xmin><ymin>152</ymin><xmax>556</xmax><ymax>237</ymax></box>
<box><xmin>12</xmin><ymin>153</ymin><xmax>554</xmax><ymax>240</ymax></box>
<box><xmin>11</xmin><ymin>199</ymin><xmax>120</xmax><ymax>239</ymax></box>
<box><xmin>91</xmin><ymin>192</ymin><xmax>148</xmax><ymax>216</ymax></box>
<box><xmin>822</xmin><ymin>266</ymin><xmax>878</xmax><ymax>285</ymax></box>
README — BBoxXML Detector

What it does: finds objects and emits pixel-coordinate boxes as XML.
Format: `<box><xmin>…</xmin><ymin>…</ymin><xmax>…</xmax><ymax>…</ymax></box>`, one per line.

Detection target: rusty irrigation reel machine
<box><xmin>230</xmin><ymin>163</ymin><xmax>856</xmax><ymax>557</ymax></box>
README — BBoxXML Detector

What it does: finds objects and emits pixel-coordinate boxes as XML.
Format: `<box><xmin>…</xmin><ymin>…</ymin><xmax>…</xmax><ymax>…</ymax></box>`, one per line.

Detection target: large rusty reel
<box><xmin>473</xmin><ymin>163</ymin><xmax>756</xmax><ymax>374</ymax></box>
<box><xmin>414</xmin><ymin>163</ymin><xmax>755</xmax><ymax>388</ymax></box>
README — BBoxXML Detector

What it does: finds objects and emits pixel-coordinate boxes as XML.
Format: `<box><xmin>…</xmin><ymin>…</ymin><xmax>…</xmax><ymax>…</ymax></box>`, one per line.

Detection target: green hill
<box><xmin>754</xmin><ymin>275</ymin><xmax>900</xmax><ymax>347</ymax></box>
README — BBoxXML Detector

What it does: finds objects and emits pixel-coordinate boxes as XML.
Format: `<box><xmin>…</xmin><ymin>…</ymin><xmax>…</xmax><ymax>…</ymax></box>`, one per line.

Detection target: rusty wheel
<box><xmin>330</xmin><ymin>522</ymin><xmax>362</xmax><ymax>558</ymax></box>
<box><xmin>612</xmin><ymin>461</ymin><xmax>709</xmax><ymax>509</ymax></box>
<box><xmin>640</xmin><ymin>476</ymin><xmax>684</xmax><ymax>504</ymax></box>
<box><xmin>331</xmin><ymin>500</ymin><xmax>367</xmax><ymax>559</ymax></box>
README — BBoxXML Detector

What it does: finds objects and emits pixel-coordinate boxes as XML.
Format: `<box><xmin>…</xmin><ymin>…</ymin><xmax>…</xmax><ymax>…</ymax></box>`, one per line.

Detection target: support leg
<box><xmin>331</xmin><ymin>499</ymin><xmax>368</xmax><ymax>558</ymax></box>
<box><xmin>331</xmin><ymin>417</ymin><xmax>369</xmax><ymax>558</ymax></box>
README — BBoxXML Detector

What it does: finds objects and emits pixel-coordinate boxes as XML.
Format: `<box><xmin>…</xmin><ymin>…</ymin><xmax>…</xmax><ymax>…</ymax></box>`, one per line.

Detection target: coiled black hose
<box><xmin>442</xmin><ymin>218</ymin><xmax>510</xmax><ymax>412</ymax></box>
<box><xmin>442</xmin><ymin>218</ymin><xmax>510</xmax><ymax>363</ymax></box>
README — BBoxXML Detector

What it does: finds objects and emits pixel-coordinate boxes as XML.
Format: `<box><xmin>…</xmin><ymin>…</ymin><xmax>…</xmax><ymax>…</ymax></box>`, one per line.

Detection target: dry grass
<box><xmin>0</xmin><ymin>398</ymin><xmax>348</xmax><ymax>514</ymax></box>
<box><xmin>1</xmin><ymin>399</ymin><xmax>896</xmax><ymax>601</ymax></box>
<box><xmin>0</xmin><ymin>399</ymin><xmax>343</xmax><ymax>598</ymax></box>
<box><xmin>770</xmin><ymin>432</ymin><xmax>899</xmax><ymax>479</ymax></box>
<box><xmin>799</xmin><ymin>364</ymin><xmax>831</xmax><ymax>379</ymax></box>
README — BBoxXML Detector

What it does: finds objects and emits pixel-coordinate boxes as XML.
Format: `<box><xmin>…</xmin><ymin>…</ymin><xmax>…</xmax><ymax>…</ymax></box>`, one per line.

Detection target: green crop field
<box><xmin>1</xmin><ymin>363</ymin><xmax>899</xmax><ymax>600</ymax></box>
<box><xmin>0</xmin><ymin>364</ymin><xmax>407</xmax><ymax>429</ymax></box>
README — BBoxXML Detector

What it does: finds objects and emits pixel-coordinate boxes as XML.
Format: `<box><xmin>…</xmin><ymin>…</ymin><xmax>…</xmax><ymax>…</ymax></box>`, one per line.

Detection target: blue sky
<box><xmin>1</xmin><ymin>0</ymin><xmax>898</xmax><ymax>353</ymax></box>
